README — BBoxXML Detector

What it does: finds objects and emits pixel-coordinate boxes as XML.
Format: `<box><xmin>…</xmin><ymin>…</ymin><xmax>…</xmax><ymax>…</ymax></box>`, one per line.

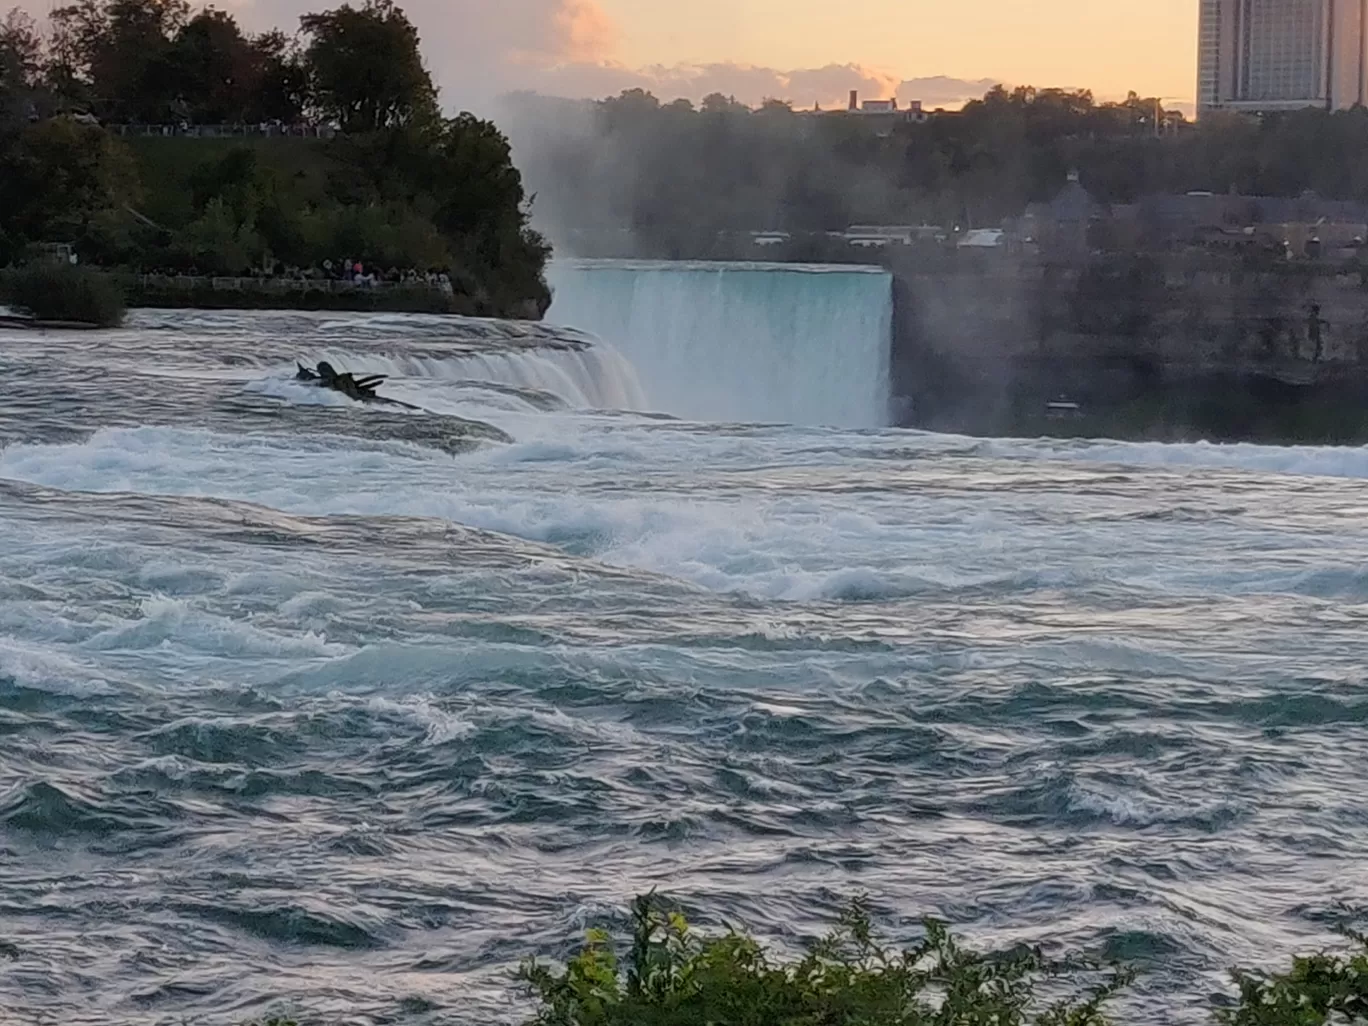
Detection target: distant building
<box><xmin>1018</xmin><ymin>171</ymin><xmax>1107</xmax><ymax>256</ymax></box>
<box><xmin>1129</xmin><ymin>189</ymin><xmax>1368</xmax><ymax>233</ymax></box>
<box><xmin>841</xmin><ymin>232</ymin><xmax>892</xmax><ymax>249</ymax></box>
<box><xmin>1198</xmin><ymin>0</ymin><xmax>1368</xmax><ymax>114</ymax></box>
<box><xmin>847</xmin><ymin>225</ymin><xmax>912</xmax><ymax>245</ymax></box>
<box><xmin>1021</xmin><ymin>172</ymin><xmax>1104</xmax><ymax>226</ymax></box>
<box><xmin>843</xmin><ymin>225</ymin><xmax>944</xmax><ymax>246</ymax></box>
<box><xmin>839</xmin><ymin>91</ymin><xmax>929</xmax><ymax>124</ymax></box>
<box><xmin>1123</xmin><ymin>188</ymin><xmax>1368</xmax><ymax>256</ymax></box>
<box><xmin>1025</xmin><ymin>182</ymin><xmax>1368</xmax><ymax>259</ymax></box>
<box><xmin>33</xmin><ymin>242</ymin><xmax>76</xmax><ymax>266</ymax></box>
<box><xmin>957</xmin><ymin>228</ymin><xmax>1006</xmax><ymax>249</ymax></box>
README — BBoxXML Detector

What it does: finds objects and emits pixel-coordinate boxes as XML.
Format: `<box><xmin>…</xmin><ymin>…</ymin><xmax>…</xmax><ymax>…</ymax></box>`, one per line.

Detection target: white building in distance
<box><xmin>1198</xmin><ymin>0</ymin><xmax>1368</xmax><ymax>114</ymax></box>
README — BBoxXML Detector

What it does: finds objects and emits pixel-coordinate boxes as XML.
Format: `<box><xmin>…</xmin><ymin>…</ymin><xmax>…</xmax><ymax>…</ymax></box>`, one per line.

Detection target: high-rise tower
<box><xmin>1198</xmin><ymin>0</ymin><xmax>1368</xmax><ymax>113</ymax></box>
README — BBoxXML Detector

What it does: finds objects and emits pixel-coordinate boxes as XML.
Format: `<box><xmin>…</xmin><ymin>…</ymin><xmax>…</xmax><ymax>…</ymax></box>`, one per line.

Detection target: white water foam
<box><xmin>981</xmin><ymin>436</ymin><xmax>1368</xmax><ymax>480</ymax></box>
<box><xmin>10</xmin><ymin>419</ymin><xmax>1360</xmax><ymax>608</ymax></box>
<box><xmin>289</xmin><ymin>344</ymin><xmax>648</xmax><ymax>411</ymax></box>
<box><xmin>546</xmin><ymin>260</ymin><xmax>893</xmax><ymax>428</ymax></box>
<box><xmin>0</xmin><ymin>424</ymin><xmax>947</xmax><ymax>602</ymax></box>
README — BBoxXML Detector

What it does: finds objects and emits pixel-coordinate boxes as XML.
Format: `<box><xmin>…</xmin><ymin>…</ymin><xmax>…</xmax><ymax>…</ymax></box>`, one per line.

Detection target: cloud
<box><xmin>398</xmin><ymin>0</ymin><xmax>931</xmax><ymax>111</ymax></box>
<box><xmin>390</xmin><ymin>0</ymin><xmax>996</xmax><ymax>110</ymax></box>
<box><xmin>13</xmin><ymin>0</ymin><xmax>998</xmax><ymax>112</ymax></box>
<box><xmin>520</xmin><ymin>60</ymin><xmax>904</xmax><ymax>110</ymax></box>
<box><xmin>487</xmin><ymin>57</ymin><xmax>997</xmax><ymax>112</ymax></box>
<box><xmin>898</xmin><ymin>75</ymin><xmax>1002</xmax><ymax>109</ymax></box>
<box><xmin>551</xmin><ymin>0</ymin><xmax>617</xmax><ymax>62</ymax></box>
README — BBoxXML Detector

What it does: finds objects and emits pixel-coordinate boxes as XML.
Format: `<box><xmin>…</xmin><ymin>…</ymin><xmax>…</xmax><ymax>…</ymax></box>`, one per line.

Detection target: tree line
<box><xmin>509</xmin><ymin>84</ymin><xmax>1368</xmax><ymax>259</ymax></box>
<box><xmin>0</xmin><ymin>0</ymin><xmax>550</xmax><ymax>317</ymax></box>
<box><xmin>0</xmin><ymin>0</ymin><xmax>439</xmax><ymax>130</ymax></box>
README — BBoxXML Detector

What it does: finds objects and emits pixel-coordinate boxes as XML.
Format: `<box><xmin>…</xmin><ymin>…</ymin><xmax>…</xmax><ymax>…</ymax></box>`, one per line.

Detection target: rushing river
<box><xmin>1</xmin><ymin>309</ymin><xmax>1367</xmax><ymax>1025</ymax></box>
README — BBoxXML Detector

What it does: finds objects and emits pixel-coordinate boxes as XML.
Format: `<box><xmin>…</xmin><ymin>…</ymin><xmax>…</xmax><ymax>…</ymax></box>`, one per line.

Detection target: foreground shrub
<box><xmin>520</xmin><ymin>893</ymin><xmax>1132</xmax><ymax>1026</ymax></box>
<box><xmin>234</xmin><ymin>896</ymin><xmax>1368</xmax><ymax>1025</ymax></box>
<box><xmin>1217</xmin><ymin>926</ymin><xmax>1368</xmax><ymax>1026</ymax></box>
<box><xmin>2</xmin><ymin>264</ymin><xmax>127</xmax><ymax>327</ymax></box>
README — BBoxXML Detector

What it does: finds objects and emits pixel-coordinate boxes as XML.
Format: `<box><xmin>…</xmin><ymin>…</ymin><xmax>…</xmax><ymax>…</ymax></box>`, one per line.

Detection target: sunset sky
<box><xmin>19</xmin><ymin>0</ymin><xmax>1202</xmax><ymax>110</ymax></box>
<box><xmin>602</xmin><ymin>0</ymin><xmax>1199</xmax><ymax>104</ymax></box>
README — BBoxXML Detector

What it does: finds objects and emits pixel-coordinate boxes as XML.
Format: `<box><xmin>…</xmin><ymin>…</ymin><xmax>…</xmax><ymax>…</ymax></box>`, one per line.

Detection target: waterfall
<box><xmin>545</xmin><ymin>259</ymin><xmax>894</xmax><ymax>428</ymax></box>
<box><xmin>297</xmin><ymin>344</ymin><xmax>648</xmax><ymax>411</ymax></box>
<box><xmin>117</xmin><ymin>309</ymin><xmax>651</xmax><ymax>412</ymax></box>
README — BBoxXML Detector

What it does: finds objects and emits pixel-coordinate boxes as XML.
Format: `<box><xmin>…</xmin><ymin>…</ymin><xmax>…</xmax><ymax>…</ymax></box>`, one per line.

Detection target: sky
<box><xmin>22</xmin><ymin>0</ymin><xmax>1201</xmax><ymax>111</ymax></box>
<box><xmin>599</xmin><ymin>0</ymin><xmax>1199</xmax><ymax>103</ymax></box>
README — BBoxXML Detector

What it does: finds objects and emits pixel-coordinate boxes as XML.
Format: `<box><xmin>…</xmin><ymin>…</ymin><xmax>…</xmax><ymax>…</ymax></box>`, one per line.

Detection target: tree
<box><xmin>93</xmin><ymin>0</ymin><xmax>189</xmax><ymax>121</ymax></box>
<box><xmin>167</xmin><ymin>8</ymin><xmax>262</xmax><ymax>123</ymax></box>
<box><xmin>46</xmin><ymin>0</ymin><xmax>191</xmax><ymax>121</ymax></box>
<box><xmin>700</xmin><ymin>92</ymin><xmax>747</xmax><ymax>115</ymax></box>
<box><xmin>46</xmin><ymin>0</ymin><xmax>105</xmax><ymax>109</ymax></box>
<box><xmin>299</xmin><ymin>0</ymin><xmax>437</xmax><ymax>133</ymax></box>
<box><xmin>0</xmin><ymin>115</ymin><xmax>139</xmax><ymax>247</ymax></box>
<box><xmin>758</xmin><ymin>98</ymin><xmax>794</xmax><ymax>115</ymax></box>
<box><xmin>250</xmin><ymin>29</ymin><xmax>306</xmax><ymax>124</ymax></box>
<box><xmin>424</xmin><ymin>112</ymin><xmax>549</xmax><ymax>311</ymax></box>
<box><xmin>176</xmin><ymin>195</ymin><xmax>265</xmax><ymax>272</ymax></box>
<box><xmin>43</xmin><ymin>0</ymin><xmax>298</xmax><ymax>124</ymax></box>
<box><xmin>0</xmin><ymin>7</ymin><xmax>42</xmax><ymax>123</ymax></box>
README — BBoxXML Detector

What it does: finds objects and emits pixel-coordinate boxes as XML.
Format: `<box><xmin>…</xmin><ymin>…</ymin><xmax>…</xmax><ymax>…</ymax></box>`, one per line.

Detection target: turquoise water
<box><xmin>0</xmin><ymin>309</ymin><xmax>1366</xmax><ymax>1024</ymax></box>
<box><xmin>546</xmin><ymin>260</ymin><xmax>893</xmax><ymax>427</ymax></box>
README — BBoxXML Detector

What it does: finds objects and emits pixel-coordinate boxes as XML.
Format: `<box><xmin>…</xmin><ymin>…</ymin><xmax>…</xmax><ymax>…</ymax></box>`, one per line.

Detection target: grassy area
<box><xmin>233</xmin><ymin>894</ymin><xmax>1368</xmax><ymax>1026</ymax></box>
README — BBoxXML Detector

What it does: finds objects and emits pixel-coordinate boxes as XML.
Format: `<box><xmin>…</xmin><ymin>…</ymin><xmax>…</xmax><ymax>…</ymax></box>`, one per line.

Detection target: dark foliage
<box><xmin>299</xmin><ymin>0</ymin><xmax>436</xmax><ymax>133</ymax></box>
<box><xmin>0</xmin><ymin>0</ymin><xmax>549</xmax><ymax>317</ymax></box>
<box><xmin>3</xmin><ymin>263</ymin><xmax>127</xmax><ymax>325</ymax></box>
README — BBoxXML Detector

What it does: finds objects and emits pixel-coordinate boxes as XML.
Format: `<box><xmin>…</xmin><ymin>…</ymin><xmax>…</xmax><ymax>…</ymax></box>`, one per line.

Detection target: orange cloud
<box><xmin>555</xmin><ymin>0</ymin><xmax>617</xmax><ymax>62</ymax></box>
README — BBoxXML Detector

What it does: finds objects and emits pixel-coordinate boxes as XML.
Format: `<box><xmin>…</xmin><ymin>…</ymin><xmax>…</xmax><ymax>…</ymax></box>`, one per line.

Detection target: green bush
<box><xmin>231</xmin><ymin>896</ymin><xmax>1368</xmax><ymax>1026</ymax></box>
<box><xmin>520</xmin><ymin>893</ymin><xmax>1132</xmax><ymax>1026</ymax></box>
<box><xmin>2</xmin><ymin>263</ymin><xmax>127</xmax><ymax>327</ymax></box>
<box><xmin>1217</xmin><ymin>926</ymin><xmax>1368</xmax><ymax>1026</ymax></box>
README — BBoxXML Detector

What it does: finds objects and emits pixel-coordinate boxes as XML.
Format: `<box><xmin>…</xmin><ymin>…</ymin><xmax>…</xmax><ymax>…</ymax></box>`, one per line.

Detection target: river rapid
<box><xmin>1</xmin><ymin>309</ymin><xmax>1366</xmax><ymax>1025</ymax></box>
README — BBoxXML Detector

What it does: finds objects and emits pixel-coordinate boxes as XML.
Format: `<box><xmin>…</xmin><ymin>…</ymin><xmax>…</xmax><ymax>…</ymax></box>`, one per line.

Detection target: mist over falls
<box><xmin>547</xmin><ymin>260</ymin><xmax>895</xmax><ymax>427</ymax></box>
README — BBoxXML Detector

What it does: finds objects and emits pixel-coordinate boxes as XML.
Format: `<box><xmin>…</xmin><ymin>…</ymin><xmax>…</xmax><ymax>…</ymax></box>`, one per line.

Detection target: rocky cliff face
<box><xmin>891</xmin><ymin>253</ymin><xmax>1368</xmax><ymax>442</ymax></box>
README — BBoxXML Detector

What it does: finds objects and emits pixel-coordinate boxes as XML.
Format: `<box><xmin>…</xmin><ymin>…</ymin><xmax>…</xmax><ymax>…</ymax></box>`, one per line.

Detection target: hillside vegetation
<box><xmin>0</xmin><ymin>0</ymin><xmax>550</xmax><ymax>318</ymax></box>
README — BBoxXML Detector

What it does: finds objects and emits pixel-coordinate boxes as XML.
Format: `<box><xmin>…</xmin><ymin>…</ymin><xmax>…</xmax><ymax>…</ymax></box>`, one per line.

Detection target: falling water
<box><xmin>546</xmin><ymin>259</ymin><xmax>893</xmax><ymax>427</ymax></box>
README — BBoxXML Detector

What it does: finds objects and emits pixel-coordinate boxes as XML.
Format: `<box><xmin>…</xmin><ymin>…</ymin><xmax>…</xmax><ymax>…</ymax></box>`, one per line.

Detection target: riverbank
<box><xmin>0</xmin><ymin>269</ymin><xmax>544</xmax><ymax>321</ymax></box>
<box><xmin>122</xmin><ymin>275</ymin><xmax>498</xmax><ymax>316</ymax></box>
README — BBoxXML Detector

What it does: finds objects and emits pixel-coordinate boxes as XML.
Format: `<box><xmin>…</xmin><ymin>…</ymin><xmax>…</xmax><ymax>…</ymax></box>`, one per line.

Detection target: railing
<box><xmin>106</xmin><ymin>123</ymin><xmax>338</xmax><ymax>139</ymax></box>
<box><xmin>133</xmin><ymin>274</ymin><xmax>451</xmax><ymax>295</ymax></box>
